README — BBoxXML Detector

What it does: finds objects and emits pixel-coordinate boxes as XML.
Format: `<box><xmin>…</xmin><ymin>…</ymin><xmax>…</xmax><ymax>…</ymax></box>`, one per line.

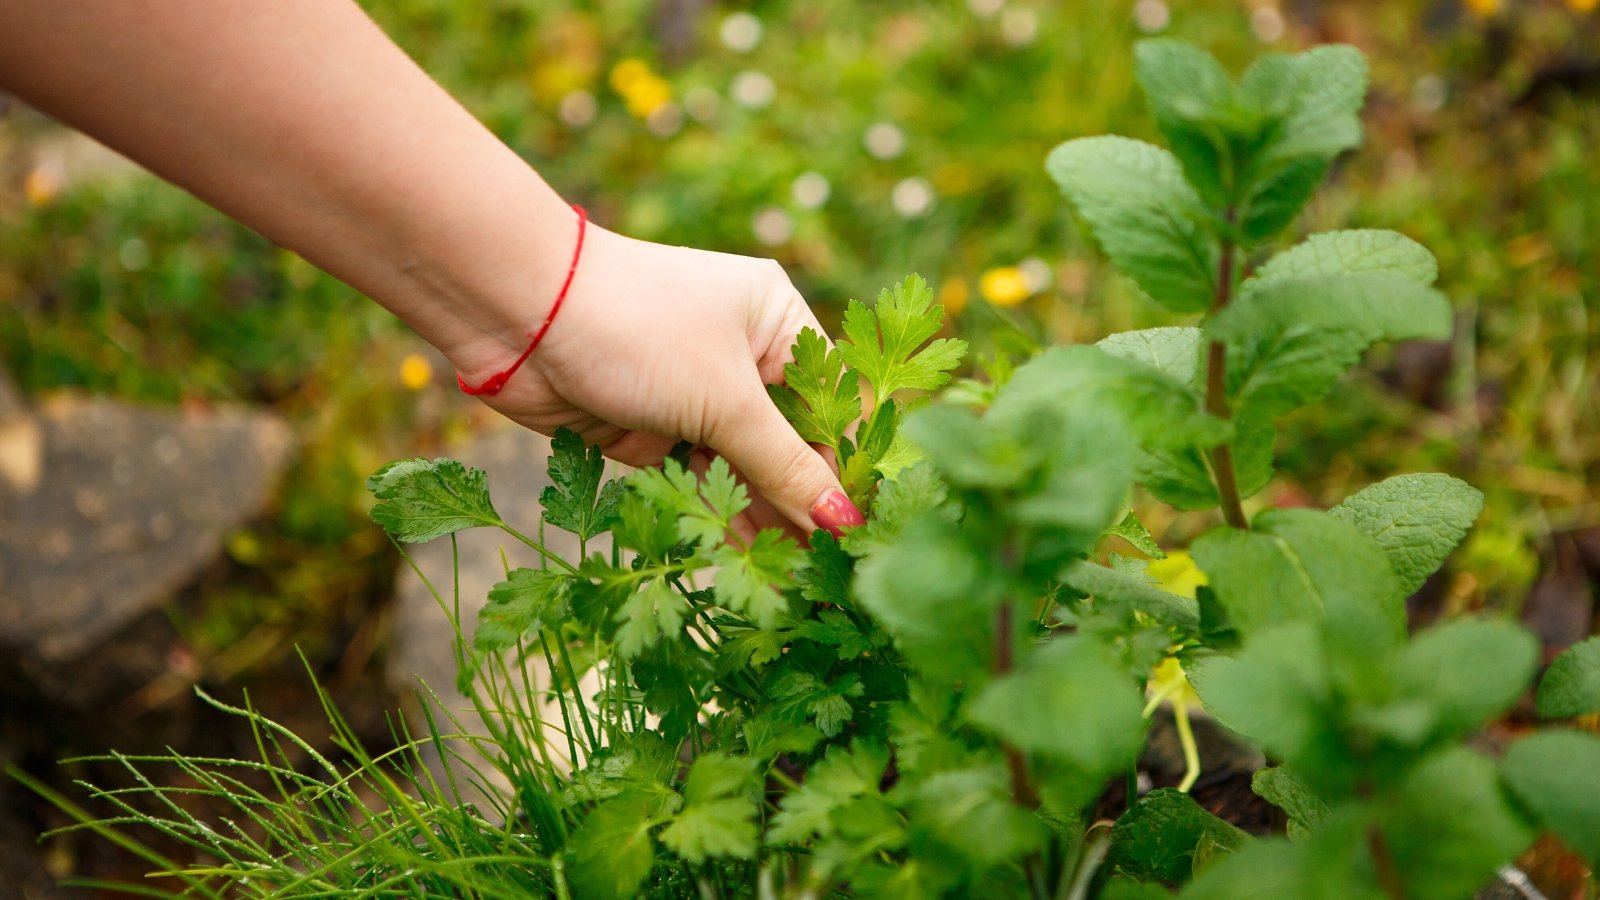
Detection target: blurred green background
<box><xmin>0</xmin><ymin>0</ymin><xmax>1597</xmax><ymax>884</ymax></box>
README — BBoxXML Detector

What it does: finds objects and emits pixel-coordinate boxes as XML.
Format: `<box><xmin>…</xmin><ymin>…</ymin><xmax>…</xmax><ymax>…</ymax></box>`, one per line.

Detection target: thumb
<box><xmin>705</xmin><ymin>390</ymin><xmax>864</xmax><ymax>538</ymax></box>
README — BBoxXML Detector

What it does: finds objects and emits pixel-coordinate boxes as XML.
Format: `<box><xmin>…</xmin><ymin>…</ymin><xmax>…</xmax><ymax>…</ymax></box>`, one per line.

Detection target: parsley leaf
<box><xmin>767</xmin><ymin>327</ymin><xmax>861</xmax><ymax>450</ymax></box>
<box><xmin>366</xmin><ymin>457</ymin><xmax>501</xmax><ymax>543</ymax></box>
<box><xmin>614</xmin><ymin>576</ymin><xmax>686</xmax><ymax>660</ymax></box>
<box><xmin>838</xmin><ymin>275</ymin><xmax>968</xmax><ymax>408</ymax></box>
<box><xmin>712</xmin><ymin>530</ymin><xmax>807</xmax><ymax>629</ymax></box>
<box><xmin>660</xmin><ymin>753</ymin><xmax>759</xmax><ymax>863</ymax></box>
<box><xmin>475</xmin><ymin>567</ymin><xmax>572</xmax><ymax>651</ymax></box>
<box><xmin>542</xmin><ymin>428</ymin><xmax>625</xmax><ymax>540</ymax></box>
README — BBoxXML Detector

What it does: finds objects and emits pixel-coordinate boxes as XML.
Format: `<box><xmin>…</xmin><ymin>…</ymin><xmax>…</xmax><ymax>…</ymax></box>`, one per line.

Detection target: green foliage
<box><xmin>1536</xmin><ymin>636</ymin><xmax>1600</xmax><ymax>718</ymax></box>
<box><xmin>41</xmin><ymin>36</ymin><xmax>1585</xmax><ymax>900</ymax></box>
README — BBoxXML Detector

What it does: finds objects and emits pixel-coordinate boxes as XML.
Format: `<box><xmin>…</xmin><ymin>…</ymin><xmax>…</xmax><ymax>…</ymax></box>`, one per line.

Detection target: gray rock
<box><xmin>0</xmin><ymin>396</ymin><xmax>292</xmax><ymax>665</ymax></box>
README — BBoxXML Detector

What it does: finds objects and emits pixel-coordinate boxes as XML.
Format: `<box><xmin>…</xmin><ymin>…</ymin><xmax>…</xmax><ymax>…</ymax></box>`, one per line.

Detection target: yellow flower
<box><xmin>1145</xmin><ymin>550</ymin><xmax>1208</xmax><ymax>599</ymax></box>
<box><xmin>979</xmin><ymin>266</ymin><xmax>1030</xmax><ymax>307</ymax></box>
<box><xmin>1570</xmin><ymin>0</ymin><xmax>1597</xmax><ymax>13</ymax></box>
<box><xmin>938</xmin><ymin>278</ymin><xmax>969</xmax><ymax>317</ymax></box>
<box><xmin>23</xmin><ymin>167</ymin><xmax>60</xmax><ymax>207</ymax></box>
<box><xmin>399</xmin><ymin>353</ymin><xmax>433</xmax><ymax>391</ymax></box>
<box><xmin>622</xmin><ymin>74</ymin><xmax>672</xmax><ymax>118</ymax></box>
<box><xmin>1463</xmin><ymin>0</ymin><xmax>1500</xmax><ymax>16</ymax></box>
<box><xmin>608</xmin><ymin>58</ymin><xmax>652</xmax><ymax>93</ymax></box>
<box><xmin>1148</xmin><ymin>657</ymin><xmax>1199</xmax><ymax>708</ymax></box>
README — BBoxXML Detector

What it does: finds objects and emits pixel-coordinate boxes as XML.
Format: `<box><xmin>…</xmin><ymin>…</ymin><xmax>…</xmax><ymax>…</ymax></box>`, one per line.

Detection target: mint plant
<box><xmin>27</xmin><ymin>39</ymin><xmax>1600</xmax><ymax>899</ymax></box>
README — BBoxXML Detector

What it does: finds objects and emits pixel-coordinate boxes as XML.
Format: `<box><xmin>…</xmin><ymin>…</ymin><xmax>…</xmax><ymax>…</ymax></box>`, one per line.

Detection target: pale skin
<box><xmin>0</xmin><ymin>0</ymin><xmax>864</xmax><ymax>536</ymax></box>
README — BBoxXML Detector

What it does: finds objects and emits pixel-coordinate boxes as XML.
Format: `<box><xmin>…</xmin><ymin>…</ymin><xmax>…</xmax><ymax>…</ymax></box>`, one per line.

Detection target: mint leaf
<box><xmin>1210</xmin><ymin>273</ymin><xmax>1453</xmax><ymax>420</ymax></box>
<box><xmin>366</xmin><ymin>457</ymin><xmax>500</xmax><ymax>543</ymax></box>
<box><xmin>1104</xmin><ymin>510</ymin><xmax>1166</xmax><ymax>559</ymax></box>
<box><xmin>1106</xmin><ymin>788</ymin><xmax>1249</xmax><ymax>885</ymax></box>
<box><xmin>769</xmin><ymin>741</ymin><xmax>889</xmax><ymax>844</ymax></box>
<box><xmin>1251</xmin><ymin>766</ymin><xmax>1328</xmax><ymax>838</ymax></box>
<box><xmin>660</xmin><ymin>753</ymin><xmax>758</xmax><ymax>863</ymax></box>
<box><xmin>1047</xmin><ymin>136</ymin><xmax>1218</xmax><ymax>313</ymax></box>
<box><xmin>1330</xmin><ymin>473</ymin><xmax>1484</xmax><ymax>596</ymax></box>
<box><xmin>567</xmin><ymin>794</ymin><xmax>662</xmax><ymax>900</ymax></box>
<box><xmin>1064</xmin><ymin>560</ymin><xmax>1199</xmax><ymax>634</ymax></box>
<box><xmin>1392</xmin><ymin>618</ymin><xmax>1538</xmax><ymax>744</ymax></box>
<box><xmin>1134</xmin><ymin>40</ymin><xmax>1236</xmax><ymax>207</ymax></box>
<box><xmin>855</xmin><ymin>518</ymin><xmax>995</xmax><ymax>683</ymax></box>
<box><xmin>767</xmin><ymin>327</ymin><xmax>861</xmax><ymax>449</ymax></box>
<box><xmin>1251</xmin><ymin>230</ymin><xmax>1438</xmax><ymax>286</ymax></box>
<box><xmin>1502</xmin><ymin>730</ymin><xmax>1600</xmax><ymax>865</ymax></box>
<box><xmin>1382</xmin><ymin>747</ymin><xmax>1535</xmax><ymax>900</ymax></box>
<box><xmin>475</xmin><ymin>567</ymin><xmax>572</xmax><ymax>651</ymax></box>
<box><xmin>614</xmin><ymin>576</ymin><xmax>686</xmax><ymax>659</ymax></box>
<box><xmin>1182</xmin><ymin>811</ymin><xmax>1386</xmax><ymax>900</ymax></box>
<box><xmin>1190</xmin><ymin>509</ymin><xmax>1405</xmax><ymax>648</ymax></box>
<box><xmin>542</xmin><ymin>428</ymin><xmax>625</xmax><ymax>540</ymax></box>
<box><xmin>1235</xmin><ymin>45</ymin><xmax>1368</xmax><ymax>241</ymax></box>
<box><xmin>906</xmin><ymin>766</ymin><xmax>1047</xmax><ymax>866</ymax></box>
<box><xmin>712</xmin><ymin>529</ymin><xmax>806</xmax><ymax>629</ymax></box>
<box><xmin>1536</xmin><ymin>636</ymin><xmax>1600</xmax><ymax>718</ymax></box>
<box><xmin>1097</xmin><ymin>326</ymin><xmax>1203</xmax><ymax>387</ymax></box>
<box><xmin>837</xmin><ymin>275</ymin><xmax>968</xmax><ymax>407</ymax></box>
<box><xmin>968</xmin><ymin>636</ymin><xmax>1146</xmax><ymax>804</ymax></box>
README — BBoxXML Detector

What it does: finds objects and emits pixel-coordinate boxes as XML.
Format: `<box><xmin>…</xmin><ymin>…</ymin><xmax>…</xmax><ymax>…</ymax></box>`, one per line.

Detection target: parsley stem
<box><xmin>497</xmin><ymin>522</ymin><xmax>583</xmax><ymax>575</ymax></box>
<box><xmin>1206</xmin><ymin>211</ymin><xmax>1248</xmax><ymax>530</ymax></box>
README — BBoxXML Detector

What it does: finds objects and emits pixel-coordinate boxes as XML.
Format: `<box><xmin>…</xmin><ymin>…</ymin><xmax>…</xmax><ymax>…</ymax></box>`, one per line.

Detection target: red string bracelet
<box><xmin>457</xmin><ymin>204</ymin><xmax>588</xmax><ymax>396</ymax></box>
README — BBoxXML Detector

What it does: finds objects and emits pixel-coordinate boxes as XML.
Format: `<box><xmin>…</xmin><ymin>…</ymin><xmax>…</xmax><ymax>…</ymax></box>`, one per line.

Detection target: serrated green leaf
<box><xmin>1236</xmin><ymin>45</ymin><xmax>1368</xmax><ymax>241</ymax></box>
<box><xmin>1252</xmin><ymin>230</ymin><xmax>1438</xmax><ymax>287</ymax></box>
<box><xmin>475</xmin><ymin>567</ymin><xmax>572</xmax><ymax>651</ymax></box>
<box><xmin>1501</xmin><ymin>729</ymin><xmax>1600</xmax><ymax>865</ymax></box>
<box><xmin>906</xmin><ymin>766</ymin><xmax>1048</xmax><ymax>866</ymax></box>
<box><xmin>1211</xmin><ymin>274</ymin><xmax>1453</xmax><ymax>420</ymax></box>
<box><xmin>1134</xmin><ymin>39</ymin><xmax>1236</xmax><ymax>208</ymax></box>
<box><xmin>797</xmin><ymin>530</ymin><xmax>851</xmax><ymax>607</ymax></box>
<box><xmin>1537</xmin><ymin>636</ymin><xmax>1600</xmax><ymax>718</ymax></box>
<box><xmin>1137</xmin><ymin>410</ymin><xmax>1274</xmax><ymax>511</ymax></box>
<box><xmin>1251</xmin><ymin>766</ymin><xmax>1328</xmax><ymax>838</ymax></box>
<box><xmin>1330</xmin><ymin>473</ymin><xmax>1483</xmax><ymax>596</ymax></box>
<box><xmin>366</xmin><ymin>457</ymin><xmax>501</xmax><ymax>542</ymax></box>
<box><xmin>1097</xmin><ymin>326</ymin><xmax>1203</xmax><ymax>387</ymax></box>
<box><xmin>1107</xmin><ymin>788</ymin><xmax>1250</xmax><ymax>885</ymax></box>
<box><xmin>1181</xmin><ymin>809</ymin><xmax>1386</xmax><ymax>900</ymax></box>
<box><xmin>1047</xmin><ymin>136</ymin><xmax>1218</xmax><ymax>313</ymax></box>
<box><xmin>1391</xmin><ymin>618</ymin><xmax>1537</xmax><ymax>743</ymax></box>
<box><xmin>542</xmin><ymin>428</ymin><xmax>624</xmax><ymax>540</ymax></box>
<box><xmin>741</xmin><ymin>714</ymin><xmax>823</xmax><ymax>759</ymax></box>
<box><xmin>769</xmin><ymin>741</ymin><xmax>889</xmax><ymax>844</ymax></box>
<box><xmin>794</xmin><ymin>608</ymin><xmax>874</xmax><ymax>659</ymax></box>
<box><xmin>611</xmin><ymin>490</ymin><xmax>679</xmax><ymax>563</ymax></box>
<box><xmin>660</xmin><ymin>798</ymin><xmax>757</xmax><ymax>863</ymax></box>
<box><xmin>841</xmin><ymin>462</ymin><xmax>950</xmax><ymax>558</ymax></box>
<box><xmin>1190</xmin><ymin>509</ymin><xmax>1405</xmax><ymax>649</ymax></box>
<box><xmin>567</xmin><ymin>794</ymin><xmax>662</xmax><ymax>900</ymax></box>
<box><xmin>712</xmin><ymin>529</ymin><xmax>806</xmax><ymax>629</ymax></box>
<box><xmin>838</xmin><ymin>275</ymin><xmax>968</xmax><ymax>407</ymax></box>
<box><xmin>630</xmin><ymin>456</ymin><xmax>747</xmax><ymax>549</ymax></box>
<box><xmin>968</xmin><ymin>636</ymin><xmax>1146</xmax><ymax>803</ymax></box>
<box><xmin>614</xmin><ymin>576</ymin><xmax>686</xmax><ymax>660</ymax></box>
<box><xmin>855</xmin><ymin>517</ymin><xmax>997</xmax><ymax>682</ymax></box>
<box><xmin>768</xmin><ymin>327</ymin><xmax>861</xmax><ymax>449</ymax></box>
<box><xmin>1104</xmin><ymin>510</ymin><xmax>1167</xmax><ymax>559</ymax></box>
<box><xmin>1382</xmin><ymin>747</ymin><xmax>1535</xmax><ymax>900</ymax></box>
<box><xmin>1063</xmin><ymin>560</ymin><xmax>1199</xmax><ymax>633</ymax></box>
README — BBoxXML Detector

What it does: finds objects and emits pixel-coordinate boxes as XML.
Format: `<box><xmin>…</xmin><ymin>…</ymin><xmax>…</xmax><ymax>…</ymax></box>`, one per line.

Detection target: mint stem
<box><xmin>1206</xmin><ymin>213</ymin><xmax>1248</xmax><ymax>530</ymax></box>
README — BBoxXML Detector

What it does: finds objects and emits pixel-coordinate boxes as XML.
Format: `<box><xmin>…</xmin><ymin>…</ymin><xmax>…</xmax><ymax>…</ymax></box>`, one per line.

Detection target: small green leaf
<box><xmin>661</xmin><ymin>753</ymin><xmax>759</xmax><ymax>863</ymax></box>
<box><xmin>855</xmin><ymin>517</ymin><xmax>997</xmax><ymax>683</ymax></box>
<box><xmin>567</xmin><ymin>794</ymin><xmax>662</xmax><ymax>900</ymax></box>
<box><xmin>1251</xmin><ymin>767</ymin><xmax>1328</xmax><ymax>838</ymax></box>
<box><xmin>837</xmin><ymin>275</ymin><xmax>968</xmax><ymax>407</ymax></box>
<box><xmin>1383</xmin><ymin>747</ymin><xmax>1535</xmax><ymax>900</ymax></box>
<box><xmin>541</xmin><ymin>428</ymin><xmax>625</xmax><ymax>540</ymax></box>
<box><xmin>630</xmin><ymin>456</ymin><xmax>748</xmax><ymax>549</ymax></box>
<box><xmin>1106</xmin><ymin>788</ymin><xmax>1249</xmax><ymax>885</ymax></box>
<box><xmin>906</xmin><ymin>766</ymin><xmax>1047</xmax><ymax>866</ymax></box>
<box><xmin>1501</xmin><ymin>729</ymin><xmax>1600</xmax><ymax>865</ymax></box>
<box><xmin>797</xmin><ymin>530</ymin><xmax>853</xmax><ymax>607</ymax></box>
<box><xmin>767</xmin><ymin>327</ymin><xmax>861</xmax><ymax>449</ymax></box>
<box><xmin>841</xmin><ymin>462</ymin><xmax>951</xmax><ymax>558</ymax></box>
<box><xmin>968</xmin><ymin>636</ymin><xmax>1146</xmax><ymax>804</ymax></box>
<box><xmin>1251</xmin><ymin>230</ymin><xmax>1438</xmax><ymax>287</ymax></box>
<box><xmin>1392</xmin><ymin>618</ymin><xmax>1537</xmax><ymax>743</ymax></box>
<box><xmin>1330</xmin><ymin>473</ymin><xmax>1483</xmax><ymax>596</ymax></box>
<box><xmin>712</xmin><ymin>529</ymin><xmax>807</xmax><ymax>629</ymax></box>
<box><xmin>769</xmin><ymin>741</ymin><xmax>889</xmax><ymax>844</ymax></box>
<box><xmin>614</xmin><ymin>576</ymin><xmax>686</xmax><ymax>660</ymax></box>
<box><xmin>475</xmin><ymin>567</ymin><xmax>572</xmax><ymax>652</ymax></box>
<box><xmin>1104</xmin><ymin>510</ymin><xmax>1167</xmax><ymax>559</ymax></box>
<box><xmin>1536</xmin><ymin>636</ymin><xmax>1600</xmax><ymax>718</ymax></box>
<box><xmin>1047</xmin><ymin>136</ymin><xmax>1218</xmax><ymax>313</ymax></box>
<box><xmin>1181</xmin><ymin>809</ymin><xmax>1386</xmax><ymax>900</ymax></box>
<box><xmin>1134</xmin><ymin>39</ymin><xmax>1236</xmax><ymax>207</ymax></box>
<box><xmin>366</xmin><ymin>457</ymin><xmax>500</xmax><ymax>543</ymax></box>
<box><xmin>1186</xmin><ymin>624</ymin><xmax>1337</xmax><ymax>778</ymax></box>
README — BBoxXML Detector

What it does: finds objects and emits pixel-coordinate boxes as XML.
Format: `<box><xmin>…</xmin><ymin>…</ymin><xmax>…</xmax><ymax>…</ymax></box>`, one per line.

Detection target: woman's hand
<box><xmin>448</xmin><ymin>224</ymin><xmax>864</xmax><ymax>538</ymax></box>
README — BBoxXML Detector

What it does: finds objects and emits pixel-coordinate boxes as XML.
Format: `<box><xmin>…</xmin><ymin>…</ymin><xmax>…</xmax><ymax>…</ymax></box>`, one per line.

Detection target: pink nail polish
<box><xmin>810</xmin><ymin>490</ymin><xmax>865</xmax><ymax>538</ymax></box>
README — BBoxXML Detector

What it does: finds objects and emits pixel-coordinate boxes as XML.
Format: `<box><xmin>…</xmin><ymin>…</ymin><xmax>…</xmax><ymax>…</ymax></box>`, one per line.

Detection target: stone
<box><xmin>0</xmin><ymin>396</ymin><xmax>292</xmax><ymax>666</ymax></box>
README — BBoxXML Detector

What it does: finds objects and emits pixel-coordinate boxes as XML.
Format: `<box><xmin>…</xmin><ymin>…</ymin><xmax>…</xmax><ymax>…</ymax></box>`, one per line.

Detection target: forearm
<box><xmin>0</xmin><ymin>0</ymin><xmax>571</xmax><ymax>366</ymax></box>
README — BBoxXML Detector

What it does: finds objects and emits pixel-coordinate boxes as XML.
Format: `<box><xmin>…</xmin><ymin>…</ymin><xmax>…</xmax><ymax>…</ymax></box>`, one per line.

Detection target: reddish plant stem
<box><xmin>1206</xmin><ymin>215</ymin><xmax>1248</xmax><ymax>530</ymax></box>
<box><xmin>1367</xmin><ymin>824</ymin><xmax>1406</xmax><ymax>899</ymax></box>
<box><xmin>994</xmin><ymin>600</ymin><xmax>1042</xmax><ymax>810</ymax></box>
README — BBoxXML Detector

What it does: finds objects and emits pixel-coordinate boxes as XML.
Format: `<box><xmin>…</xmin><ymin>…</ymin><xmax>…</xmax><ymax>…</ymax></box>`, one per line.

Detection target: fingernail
<box><xmin>810</xmin><ymin>489</ymin><xmax>865</xmax><ymax>538</ymax></box>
